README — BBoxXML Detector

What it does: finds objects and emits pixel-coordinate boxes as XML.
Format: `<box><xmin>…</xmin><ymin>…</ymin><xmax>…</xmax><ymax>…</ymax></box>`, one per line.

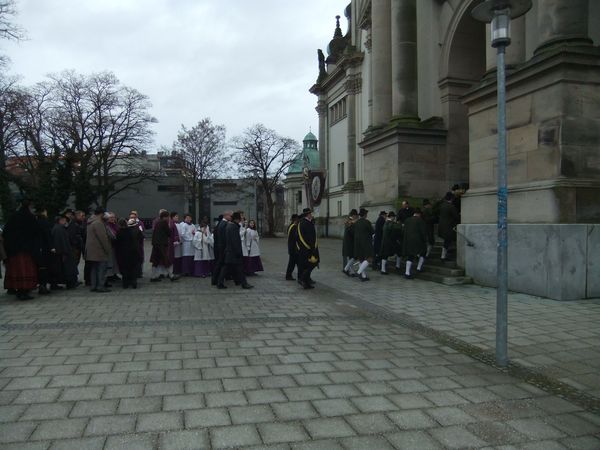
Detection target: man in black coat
<box><xmin>285</xmin><ymin>214</ymin><xmax>300</xmax><ymax>280</ymax></box>
<box><xmin>373</xmin><ymin>211</ymin><xmax>387</xmax><ymax>269</ymax></box>
<box><xmin>296</xmin><ymin>208</ymin><xmax>319</xmax><ymax>289</ymax></box>
<box><xmin>217</xmin><ymin>211</ymin><xmax>253</xmax><ymax>289</ymax></box>
<box><xmin>397</xmin><ymin>200</ymin><xmax>415</xmax><ymax>224</ymax></box>
<box><xmin>211</xmin><ymin>211</ymin><xmax>231</xmax><ymax>286</ymax></box>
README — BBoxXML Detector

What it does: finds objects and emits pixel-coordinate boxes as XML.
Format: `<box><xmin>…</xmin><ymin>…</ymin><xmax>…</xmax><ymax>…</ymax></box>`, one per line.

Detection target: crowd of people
<box><xmin>338</xmin><ymin>189</ymin><xmax>461</xmax><ymax>281</ymax></box>
<box><xmin>0</xmin><ymin>200</ymin><xmax>265</xmax><ymax>300</ymax></box>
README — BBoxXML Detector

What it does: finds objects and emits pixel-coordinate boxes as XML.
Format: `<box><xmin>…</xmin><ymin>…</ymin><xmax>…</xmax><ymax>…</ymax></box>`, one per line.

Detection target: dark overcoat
<box><xmin>341</xmin><ymin>219</ymin><xmax>355</xmax><ymax>258</ymax></box>
<box><xmin>116</xmin><ymin>226</ymin><xmax>143</xmax><ymax>273</ymax></box>
<box><xmin>224</xmin><ymin>221</ymin><xmax>243</xmax><ymax>265</ymax></box>
<box><xmin>403</xmin><ymin>215</ymin><xmax>428</xmax><ymax>257</ymax></box>
<box><xmin>353</xmin><ymin>217</ymin><xmax>374</xmax><ymax>260</ymax></box>
<box><xmin>150</xmin><ymin>219</ymin><xmax>171</xmax><ymax>267</ymax></box>
<box><xmin>380</xmin><ymin>220</ymin><xmax>403</xmax><ymax>258</ymax></box>
<box><xmin>287</xmin><ymin>222</ymin><xmax>298</xmax><ymax>256</ymax></box>
<box><xmin>438</xmin><ymin>201</ymin><xmax>459</xmax><ymax>241</ymax></box>
<box><xmin>296</xmin><ymin>217</ymin><xmax>319</xmax><ymax>265</ymax></box>
<box><xmin>373</xmin><ymin>215</ymin><xmax>386</xmax><ymax>256</ymax></box>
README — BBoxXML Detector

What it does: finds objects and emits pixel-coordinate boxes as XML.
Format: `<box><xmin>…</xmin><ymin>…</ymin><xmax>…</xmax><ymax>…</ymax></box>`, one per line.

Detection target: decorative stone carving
<box><xmin>345</xmin><ymin>74</ymin><xmax>362</xmax><ymax>95</ymax></box>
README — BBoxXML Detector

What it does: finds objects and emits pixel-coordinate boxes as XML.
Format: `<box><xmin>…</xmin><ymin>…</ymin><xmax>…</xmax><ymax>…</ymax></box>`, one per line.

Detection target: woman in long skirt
<box><xmin>192</xmin><ymin>220</ymin><xmax>214</xmax><ymax>277</ymax></box>
<box><xmin>242</xmin><ymin>220</ymin><xmax>263</xmax><ymax>276</ymax></box>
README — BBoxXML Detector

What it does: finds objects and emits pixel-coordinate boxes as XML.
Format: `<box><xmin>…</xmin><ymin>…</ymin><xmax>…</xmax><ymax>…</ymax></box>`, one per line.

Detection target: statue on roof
<box><xmin>317</xmin><ymin>49</ymin><xmax>326</xmax><ymax>83</ymax></box>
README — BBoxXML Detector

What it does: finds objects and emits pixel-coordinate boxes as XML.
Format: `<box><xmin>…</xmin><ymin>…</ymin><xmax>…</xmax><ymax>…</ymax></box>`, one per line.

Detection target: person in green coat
<box><xmin>402</xmin><ymin>208</ymin><xmax>428</xmax><ymax>279</ymax></box>
<box><xmin>379</xmin><ymin>211</ymin><xmax>403</xmax><ymax>275</ymax></box>
<box><xmin>342</xmin><ymin>209</ymin><xmax>358</xmax><ymax>276</ymax></box>
<box><xmin>353</xmin><ymin>208</ymin><xmax>374</xmax><ymax>281</ymax></box>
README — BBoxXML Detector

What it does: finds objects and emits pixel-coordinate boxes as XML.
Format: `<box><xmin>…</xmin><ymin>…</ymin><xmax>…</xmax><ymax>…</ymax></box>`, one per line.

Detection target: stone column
<box><xmin>535</xmin><ymin>0</ymin><xmax>592</xmax><ymax>53</ymax></box>
<box><xmin>345</xmin><ymin>75</ymin><xmax>361</xmax><ymax>182</ymax></box>
<box><xmin>485</xmin><ymin>16</ymin><xmax>527</xmax><ymax>71</ymax></box>
<box><xmin>316</xmin><ymin>98</ymin><xmax>328</xmax><ymax>170</ymax></box>
<box><xmin>391</xmin><ymin>0</ymin><xmax>418</xmax><ymax>119</ymax></box>
<box><xmin>371</xmin><ymin>0</ymin><xmax>392</xmax><ymax>126</ymax></box>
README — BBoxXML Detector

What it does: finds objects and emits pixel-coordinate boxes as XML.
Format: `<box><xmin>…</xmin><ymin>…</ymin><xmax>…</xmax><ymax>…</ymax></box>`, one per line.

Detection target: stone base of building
<box><xmin>457</xmin><ymin>224</ymin><xmax>600</xmax><ymax>301</ymax></box>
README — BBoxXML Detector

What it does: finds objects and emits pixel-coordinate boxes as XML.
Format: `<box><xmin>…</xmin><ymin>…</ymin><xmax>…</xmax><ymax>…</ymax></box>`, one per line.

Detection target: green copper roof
<box><xmin>288</xmin><ymin>131</ymin><xmax>319</xmax><ymax>175</ymax></box>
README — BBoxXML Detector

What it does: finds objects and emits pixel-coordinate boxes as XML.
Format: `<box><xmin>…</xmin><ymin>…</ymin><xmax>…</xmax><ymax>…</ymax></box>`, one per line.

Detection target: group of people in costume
<box><xmin>340</xmin><ymin>191</ymin><xmax>460</xmax><ymax>280</ymax></box>
<box><xmin>1</xmin><ymin>200</ymin><xmax>263</xmax><ymax>300</ymax></box>
<box><xmin>285</xmin><ymin>208</ymin><xmax>320</xmax><ymax>289</ymax></box>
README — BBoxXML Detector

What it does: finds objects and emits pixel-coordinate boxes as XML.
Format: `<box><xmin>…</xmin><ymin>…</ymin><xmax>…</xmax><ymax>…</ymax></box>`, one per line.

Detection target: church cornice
<box><xmin>309</xmin><ymin>51</ymin><xmax>364</xmax><ymax>95</ymax></box>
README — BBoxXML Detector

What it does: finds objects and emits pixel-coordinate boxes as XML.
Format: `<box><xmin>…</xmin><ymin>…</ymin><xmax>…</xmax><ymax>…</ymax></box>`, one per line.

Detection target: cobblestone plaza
<box><xmin>1</xmin><ymin>239</ymin><xmax>599</xmax><ymax>449</ymax></box>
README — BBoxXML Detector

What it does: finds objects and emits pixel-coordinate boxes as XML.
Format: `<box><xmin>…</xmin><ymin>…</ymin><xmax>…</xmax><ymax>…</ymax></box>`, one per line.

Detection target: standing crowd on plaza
<box><xmin>0</xmin><ymin>200</ymin><xmax>264</xmax><ymax>300</ymax></box>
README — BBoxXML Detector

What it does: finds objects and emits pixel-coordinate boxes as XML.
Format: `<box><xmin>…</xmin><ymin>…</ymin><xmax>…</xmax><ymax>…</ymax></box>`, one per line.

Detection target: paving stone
<box><xmin>144</xmin><ymin>381</ymin><xmax>184</xmax><ymax>396</ymax></box>
<box><xmin>293</xmin><ymin>373</ymin><xmax>330</xmax><ymax>386</ymax></box>
<box><xmin>222</xmin><ymin>377</ymin><xmax>260</xmax><ymax>392</ymax></box>
<box><xmin>465</xmin><ymin>420</ymin><xmax>530</xmax><ymax>446</ymax></box>
<box><xmin>75</xmin><ymin>363</ymin><xmax>114</xmax><ymax>374</ymax></box>
<box><xmin>259</xmin><ymin>375</ymin><xmax>298</xmax><ymax>389</ymax></box>
<box><xmin>429</xmin><ymin>425</ymin><xmax>489</xmax><ymax>449</ymax></box>
<box><xmin>292</xmin><ymin>440</ymin><xmax>344</xmax><ymax>450</ymax></box>
<box><xmin>49</xmin><ymin>436</ymin><xmax>106</xmax><ymax>450</ymax></box>
<box><xmin>339</xmin><ymin>436</ymin><xmax>395</xmax><ymax>450</ymax></box>
<box><xmin>303</xmin><ymin>417</ymin><xmax>356</xmax><ymax>439</ymax></box>
<box><xmin>311</xmin><ymin>398</ymin><xmax>359</xmax><ymax>417</ymax></box>
<box><xmin>69</xmin><ymin>399</ymin><xmax>118</xmax><ymax>417</ymax></box>
<box><xmin>350</xmin><ymin>395</ymin><xmax>398</xmax><ymax>413</ymax></box>
<box><xmin>387</xmin><ymin>410</ymin><xmax>437</xmax><ymax>430</ymax></box>
<box><xmin>163</xmin><ymin>394</ymin><xmax>204</xmax><ymax>411</ymax></box>
<box><xmin>426</xmin><ymin>406</ymin><xmax>478</xmax><ymax>426</ymax></box>
<box><xmin>0</xmin><ymin>421</ymin><xmax>38</xmax><ymax>443</ymax></box>
<box><xmin>30</xmin><ymin>418</ymin><xmax>88</xmax><ymax>440</ymax></box>
<box><xmin>283</xmin><ymin>386</ymin><xmax>325</xmax><ymax>401</ymax></box>
<box><xmin>37</xmin><ymin>365</ymin><xmax>77</xmax><ymax>376</ymax></box>
<box><xmin>0</xmin><ymin>404</ymin><xmax>27</xmax><ymax>422</ymax></box>
<box><xmin>210</xmin><ymin>424</ymin><xmax>262</xmax><ymax>448</ymax></box>
<box><xmin>85</xmin><ymin>414</ymin><xmax>136</xmax><ymax>436</ymax></box>
<box><xmin>320</xmin><ymin>384</ymin><xmax>361</xmax><ymax>398</ymax></box>
<box><xmin>246</xmin><ymin>388</ymin><xmax>287</xmax><ymax>404</ymax></box>
<box><xmin>137</xmin><ymin>411</ymin><xmax>183</xmax><ymax>432</ymax></box>
<box><xmin>103</xmin><ymin>433</ymin><xmax>157</xmax><ymax>450</ymax></box>
<box><xmin>229</xmin><ymin>404</ymin><xmax>275</xmax><ymax>425</ymax></box>
<box><xmin>185</xmin><ymin>380</ymin><xmax>223</xmax><ymax>394</ymax></box>
<box><xmin>59</xmin><ymin>387</ymin><xmax>104</xmax><ymax>402</ymax></box>
<box><xmin>560</xmin><ymin>435</ymin><xmax>600</xmax><ymax>450</ymax></box>
<box><xmin>272</xmin><ymin>401</ymin><xmax>319</xmax><ymax>421</ymax></box>
<box><xmin>201</xmin><ymin>367</ymin><xmax>237</xmax><ymax>379</ymax></box>
<box><xmin>21</xmin><ymin>402</ymin><xmax>73</xmax><ymax>420</ymax></box>
<box><xmin>102</xmin><ymin>383</ymin><xmax>144</xmax><ymax>399</ymax></box>
<box><xmin>117</xmin><ymin>396</ymin><xmax>162</xmax><ymax>414</ymax></box>
<box><xmin>159</xmin><ymin>429</ymin><xmax>209</xmax><ymax>450</ymax></box>
<box><xmin>344</xmin><ymin>413</ymin><xmax>397</xmax><ymax>435</ymax></box>
<box><xmin>423</xmin><ymin>390</ymin><xmax>471</xmax><ymax>406</ymax></box>
<box><xmin>185</xmin><ymin>408</ymin><xmax>231</xmax><ymax>428</ymax></box>
<box><xmin>4</xmin><ymin>377</ymin><xmax>51</xmax><ymax>390</ymax></box>
<box><xmin>507</xmin><ymin>418</ymin><xmax>568</xmax><ymax>440</ymax></box>
<box><xmin>205</xmin><ymin>390</ymin><xmax>248</xmax><ymax>407</ymax></box>
<box><xmin>259</xmin><ymin>422</ymin><xmax>310</xmax><ymax>444</ymax></box>
<box><xmin>47</xmin><ymin>375</ymin><xmax>89</xmax><ymax>388</ymax></box>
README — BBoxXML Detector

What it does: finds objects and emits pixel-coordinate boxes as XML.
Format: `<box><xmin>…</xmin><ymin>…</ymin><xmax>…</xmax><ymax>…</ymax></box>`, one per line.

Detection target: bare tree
<box><xmin>173</xmin><ymin>118</ymin><xmax>229</xmax><ymax>220</ymax></box>
<box><xmin>0</xmin><ymin>0</ymin><xmax>25</xmax><ymax>67</ymax></box>
<box><xmin>232</xmin><ymin>124</ymin><xmax>299</xmax><ymax>236</ymax></box>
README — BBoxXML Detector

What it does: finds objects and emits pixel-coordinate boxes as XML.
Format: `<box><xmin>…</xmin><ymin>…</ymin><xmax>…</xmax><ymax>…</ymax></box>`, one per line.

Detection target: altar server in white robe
<box><xmin>193</xmin><ymin>220</ymin><xmax>214</xmax><ymax>277</ymax></box>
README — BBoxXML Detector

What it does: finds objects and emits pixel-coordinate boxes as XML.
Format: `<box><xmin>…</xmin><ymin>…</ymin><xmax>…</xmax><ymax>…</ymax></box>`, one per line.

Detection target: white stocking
<box><xmin>417</xmin><ymin>256</ymin><xmax>425</xmax><ymax>271</ymax></box>
<box><xmin>405</xmin><ymin>260</ymin><xmax>413</xmax><ymax>276</ymax></box>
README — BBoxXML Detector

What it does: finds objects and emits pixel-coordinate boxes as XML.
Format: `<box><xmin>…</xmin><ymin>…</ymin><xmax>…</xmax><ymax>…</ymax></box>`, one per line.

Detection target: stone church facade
<box><xmin>310</xmin><ymin>0</ymin><xmax>600</xmax><ymax>300</ymax></box>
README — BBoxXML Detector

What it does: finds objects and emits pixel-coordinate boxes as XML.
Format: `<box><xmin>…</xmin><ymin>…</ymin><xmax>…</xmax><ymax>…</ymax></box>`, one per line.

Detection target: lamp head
<box><xmin>471</xmin><ymin>0</ymin><xmax>532</xmax><ymax>48</ymax></box>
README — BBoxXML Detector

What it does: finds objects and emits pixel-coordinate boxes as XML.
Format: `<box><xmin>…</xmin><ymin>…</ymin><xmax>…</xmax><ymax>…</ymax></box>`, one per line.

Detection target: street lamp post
<box><xmin>471</xmin><ymin>0</ymin><xmax>532</xmax><ymax>367</ymax></box>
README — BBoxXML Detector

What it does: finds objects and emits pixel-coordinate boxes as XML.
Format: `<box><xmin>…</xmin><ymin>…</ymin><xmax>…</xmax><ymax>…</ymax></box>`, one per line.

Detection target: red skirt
<box><xmin>4</xmin><ymin>252</ymin><xmax>38</xmax><ymax>290</ymax></box>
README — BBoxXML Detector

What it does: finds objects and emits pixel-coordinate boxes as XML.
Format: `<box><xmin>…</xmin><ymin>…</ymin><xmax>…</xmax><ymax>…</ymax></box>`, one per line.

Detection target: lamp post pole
<box><xmin>472</xmin><ymin>0</ymin><xmax>532</xmax><ymax>367</ymax></box>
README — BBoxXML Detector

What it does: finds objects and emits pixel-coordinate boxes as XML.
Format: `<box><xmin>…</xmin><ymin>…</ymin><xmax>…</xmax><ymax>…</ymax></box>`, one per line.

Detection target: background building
<box><xmin>311</xmin><ymin>0</ymin><xmax>600</xmax><ymax>300</ymax></box>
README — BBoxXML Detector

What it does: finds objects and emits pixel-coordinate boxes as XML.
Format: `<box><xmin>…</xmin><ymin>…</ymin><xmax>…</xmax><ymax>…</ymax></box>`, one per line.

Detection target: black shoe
<box><xmin>285</xmin><ymin>275</ymin><xmax>295</xmax><ymax>281</ymax></box>
<box><xmin>308</xmin><ymin>279</ymin><xmax>316</xmax><ymax>285</ymax></box>
<box><xmin>7</xmin><ymin>289</ymin><xmax>17</xmax><ymax>295</ymax></box>
<box><xmin>50</xmin><ymin>284</ymin><xmax>64</xmax><ymax>290</ymax></box>
<box><xmin>169</xmin><ymin>276</ymin><xmax>180</xmax><ymax>282</ymax></box>
<box><xmin>360</xmin><ymin>277</ymin><xmax>370</xmax><ymax>282</ymax></box>
<box><xmin>380</xmin><ymin>271</ymin><xmax>389</xmax><ymax>275</ymax></box>
<box><xmin>404</xmin><ymin>274</ymin><xmax>414</xmax><ymax>279</ymax></box>
<box><xmin>217</xmin><ymin>284</ymin><xmax>227</xmax><ymax>289</ymax></box>
<box><xmin>342</xmin><ymin>269</ymin><xmax>351</xmax><ymax>277</ymax></box>
<box><xmin>104</xmin><ymin>282</ymin><xmax>112</xmax><ymax>288</ymax></box>
<box><xmin>95</xmin><ymin>288</ymin><xmax>111</xmax><ymax>293</ymax></box>
<box><xmin>150</xmin><ymin>278</ymin><xmax>161</xmax><ymax>282</ymax></box>
<box><xmin>122</xmin><ymin>282</ymin><xmax>129</xmax><ymax>289</ymax></box>
<box><xmin>17</xmin><ymin>292</ymin><xmax>34</xmax><ymax>300</ymax></box>
<box><xmin>416</xmin><ymin>268</ymin><xmax>423</xmax><ymax>273</ymax></box>
<box><xmin>302</xmin><ymin>282</ymin><xmax>314</xmax><ymax>289</ymax></box>
<box><xmin>241</xmin><ymin>284</ymin><xmax>254</xmax><ymax>289</ymax></box>
<box><xmin>131</xmin><ymin>283</ymin><xmax>137</xmax><ymax>289</ymax></box>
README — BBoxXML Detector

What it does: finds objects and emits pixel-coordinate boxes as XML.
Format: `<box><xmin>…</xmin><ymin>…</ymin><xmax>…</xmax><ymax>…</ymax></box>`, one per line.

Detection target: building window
<box><xmin>213</xmin><ymin>201</ymin><xmax>237</xmax><ymax>206</ymax></box>
<box><xmin>337</xmin><ymin>162</ymin><xmax>345</xmax><ymax>186</ymax></box>
<box><xmin>296</xmin><ymin>190</ymin><xmax>302</xmax><ymax>204</ymax></box>
<box><xmin>329</xmin><ymin>97</ymin><xmax>347</xmax><ymax>125</ymax></box>
<box><xmin>157</xmin><ymin>185</ymin><xmax>184</xmax><ymax>192</ymax></box>
<box><xmin>337</xmin><ymin>201</ymin><xmax>342</xmax><ymax>217</ymax></box>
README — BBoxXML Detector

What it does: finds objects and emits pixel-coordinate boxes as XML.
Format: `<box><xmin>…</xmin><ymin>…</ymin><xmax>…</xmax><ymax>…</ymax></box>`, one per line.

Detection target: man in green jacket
<box><xmin>353</xmin><ymin>208</ymin><xmax>374</xmax><ymax>281</ymax></box>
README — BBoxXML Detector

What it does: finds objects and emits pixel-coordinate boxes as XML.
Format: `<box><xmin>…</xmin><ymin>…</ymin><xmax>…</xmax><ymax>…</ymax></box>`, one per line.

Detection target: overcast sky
<box><xmin>2</xmin><ymin>0</ymin><xmax>347</xmax><ymax>150</ymax></box>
